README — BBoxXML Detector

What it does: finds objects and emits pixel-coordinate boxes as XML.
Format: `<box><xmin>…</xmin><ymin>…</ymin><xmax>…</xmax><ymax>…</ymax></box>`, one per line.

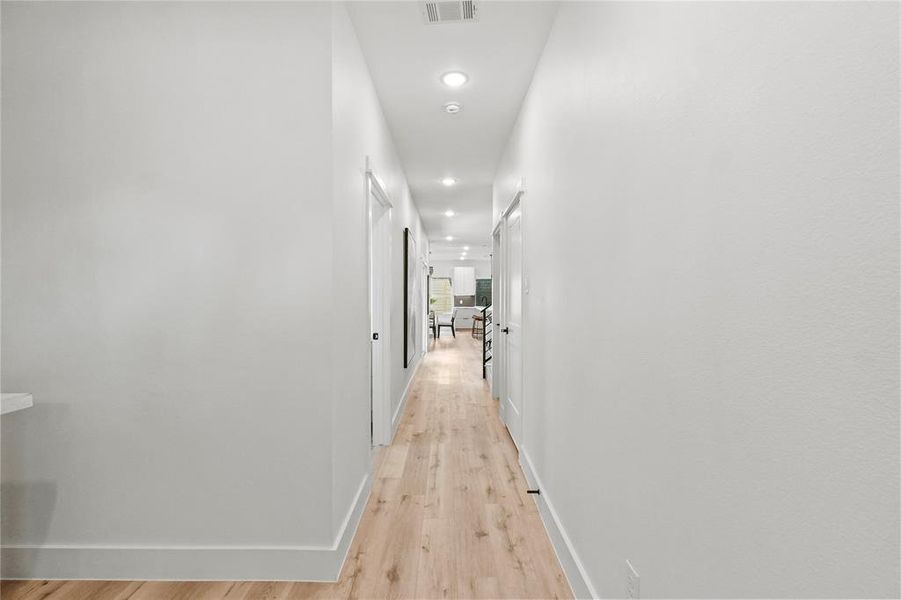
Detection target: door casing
<box><xmin>367</xmin><ymin>158</ymin><xmax>393</xmax><ymax>448</ymax></box>
<box><xmin>493</xmin><ymin>187</ymin><xmax>525</xmax><ymax>451</ymax></box>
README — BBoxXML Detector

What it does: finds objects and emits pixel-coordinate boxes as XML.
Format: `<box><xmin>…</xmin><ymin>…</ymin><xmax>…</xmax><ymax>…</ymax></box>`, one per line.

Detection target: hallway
<box><xmin>1</xmin><ymin>2</ymin><xmax>898</xmax><ymax>597</ymax></box>
<box><xmin>0</xmin><ymin>336</ymin><xmax>571</xmax><ymax>600</ymax></box>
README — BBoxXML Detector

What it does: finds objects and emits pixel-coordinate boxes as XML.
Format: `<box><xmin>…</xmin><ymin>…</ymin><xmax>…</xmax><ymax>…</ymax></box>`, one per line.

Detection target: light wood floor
<box><xmin>1</xmin><ymin>334</ymin><xmax>572</xmax><ymax>600</ymax></box>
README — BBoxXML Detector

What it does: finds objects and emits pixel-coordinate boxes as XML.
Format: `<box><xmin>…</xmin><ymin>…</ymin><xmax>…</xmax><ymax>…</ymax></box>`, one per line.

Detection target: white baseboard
<box><xmin>390</xmin><ymin>354</ymin><xmax>423</xmax><ymax>441</ymax></box>
<box><xmin>1</xmin><ymin>474</ymin><xmax>372</xmax><ymax>582</ymax></box>
<box><xmin>520</xmin><ymin>450</ymin><xmax>599</xmax><ymax>600</ymax></box>
<box><xmin>331</xmin><ymin>471</ymin><xmax>371</xmax><ymax>580</ymax></box>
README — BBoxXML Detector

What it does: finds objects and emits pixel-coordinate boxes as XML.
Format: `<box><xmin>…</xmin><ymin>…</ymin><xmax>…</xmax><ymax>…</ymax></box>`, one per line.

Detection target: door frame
<box><xmin>492</xmin><ymin>183</ymin><xmax>525</xmax><ymax>448</ymax></box>
<box><xmin>367</xmin><ymin>157</ymin><xmax>393</xmax><ymax>448</ymax></box>
<box><xmin>421</xmin><ymin>259</ymin><xmax>430</xmax><ymax>354</ymax></box>
<box><xmin>491</xmin><ymin>226</ymin><xmax>504</xmax><ymax>404</ymax></box>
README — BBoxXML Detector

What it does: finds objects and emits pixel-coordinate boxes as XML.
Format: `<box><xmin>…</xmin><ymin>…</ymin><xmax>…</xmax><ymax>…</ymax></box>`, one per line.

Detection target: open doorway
<box><xmin>367</xmin><ymin>161</ymin><xmax>392</xmax><ymax>447</ymax></box>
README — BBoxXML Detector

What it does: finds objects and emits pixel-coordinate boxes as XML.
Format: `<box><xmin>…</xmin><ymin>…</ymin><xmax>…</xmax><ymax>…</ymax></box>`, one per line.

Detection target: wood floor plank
<box><xmin>0</xmin><ymin>579</ymin><xmax>69</xmax><ymax>599</ymax></box>
<box><xmin>221</xmin><ymin>581</ymin><xmax>294</xmax><ymax>599</ymax></box>
<box><xmin>1</xmin><ymin>335</ymin><xmax>572</xmax><ymax>600</ymax></box>
<box><xmin>128</xmin><ymin>581</ymin><xmax>237</xmax><ymax>600</ymax></box>
<box><xmin>414</xmin><ymin>517</ymin><xmax>458</xmax><ymax>598</ymax></box>
<box><xmin>50</xmin><ymin>580</ymin><xmax>143</xmax><ymax>600</ymax></box>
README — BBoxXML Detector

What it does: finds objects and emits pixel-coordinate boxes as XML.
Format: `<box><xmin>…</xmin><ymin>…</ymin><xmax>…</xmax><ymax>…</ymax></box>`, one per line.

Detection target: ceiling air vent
<box><xmin>422</xmin><ymin>1</ymin><xmax>479</xmax><ymax>24</ymax></box>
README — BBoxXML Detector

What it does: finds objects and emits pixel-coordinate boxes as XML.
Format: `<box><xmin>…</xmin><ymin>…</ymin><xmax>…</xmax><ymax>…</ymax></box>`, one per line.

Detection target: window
<box><xmin>430</xmin><ymin>277</ymin><xmax>452</xmax><ymax>313</ymax></box>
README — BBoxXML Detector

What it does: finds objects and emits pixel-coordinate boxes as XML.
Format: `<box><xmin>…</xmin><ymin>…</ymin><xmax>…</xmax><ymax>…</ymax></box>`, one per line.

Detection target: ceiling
<box><xmin>347</xmin><ymin>1</ymin><xmax>558</xmax><ymax>262</ymax></box>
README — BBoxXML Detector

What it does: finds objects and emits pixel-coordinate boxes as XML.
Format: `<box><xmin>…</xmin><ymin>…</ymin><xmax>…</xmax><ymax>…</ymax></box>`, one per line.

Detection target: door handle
<box><xmin>501</xmin><ymin>327</ymin><xmax>510</xmax><ymax>334</ymax></box>
<box><xmin>372</xmin><ymin>332</ymin><xmax>379</xmax><ymax>341</ymax></box>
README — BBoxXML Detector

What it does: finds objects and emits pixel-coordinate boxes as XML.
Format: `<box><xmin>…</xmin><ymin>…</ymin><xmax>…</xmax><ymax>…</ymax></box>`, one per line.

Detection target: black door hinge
<box><xmin>372</xmin><ymin>332</ymin><xmax>379</xmax><ymax>340</ymax></box>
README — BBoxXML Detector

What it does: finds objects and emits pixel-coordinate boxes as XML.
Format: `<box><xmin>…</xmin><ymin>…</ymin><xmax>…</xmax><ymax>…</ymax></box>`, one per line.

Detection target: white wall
<box><xmin>330</xmin><ymin>2</ymin><xmax>428</xmax><ymax>530</ymax></box>
<box><xmin>341</xmin><ymin>9</ymin><xmax>430</xmax><ymax>436</ymax></box>
<box><xmin>0</xmin><ymin>1</ymin><xmax>424</xmax><ymax>580</ymax></box>
<box><xmin>495</xmin><ymin>2</ymin><xmax>899</xmax><ymax>598</ymax></box>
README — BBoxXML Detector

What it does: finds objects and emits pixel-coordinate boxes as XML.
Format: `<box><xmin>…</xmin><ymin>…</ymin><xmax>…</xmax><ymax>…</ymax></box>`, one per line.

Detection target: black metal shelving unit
<box><xmin>482</xmin><ymin>305</ymin><xmax>492</xmax><ymax>379</ymax></box>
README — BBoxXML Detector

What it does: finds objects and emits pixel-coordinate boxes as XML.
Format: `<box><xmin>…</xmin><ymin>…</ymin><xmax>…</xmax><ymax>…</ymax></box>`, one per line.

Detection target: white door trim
<box><xmin>492</xmin><ymin>181</ymin><xmax>526</xmax><ymax>403</ymax></box>
<box><xmin>366</xmin><ymin>157</ymin><xmax>393</xmax><ymax>209</ymax></box>
<box><xmin>366</xmin><ymin>157</ymin><xmax>393</xmax><ymax>448</ymax></box>
<box><xmin>490</xmin><ymin>233</ymin><xmax>501</xmax><ymax>400</ymax></box>
<box><xmin>493</xmin><ymin>185</ymin><xmax>525</xmax><ymax>448</ymax></box>
<box><xmin>491</xmin><ymin>227</ymin><xmax>504</xmax><ymax>404</ymax></box>
<box><xmin>493</xmin><ymin>178</ymin><xmax>525</xmax><ymax>233</ymax></box>
<box><xmin>420</xmin><ymin>257</ymin><xmax>430</xmax><ymax>357</ymax></box>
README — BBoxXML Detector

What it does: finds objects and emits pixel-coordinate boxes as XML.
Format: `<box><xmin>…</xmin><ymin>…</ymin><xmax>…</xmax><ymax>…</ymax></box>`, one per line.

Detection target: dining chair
<box><xmin>436</xmin><ymin>309</ymin><xmax>457</xmax><ymax>338</ymax></box>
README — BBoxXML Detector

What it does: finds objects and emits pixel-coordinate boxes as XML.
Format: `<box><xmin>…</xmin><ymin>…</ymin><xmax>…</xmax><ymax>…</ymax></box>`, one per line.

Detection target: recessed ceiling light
<box><xmin>444</xmin><ymin>210</ymin><xmax>455</xmax><ymax>217</ymax></box>
<box><xmin>459</xmin><ymin>257</ymin><xmax>466</xmax><ymax>261</ymax></box>
<box><xmin>441</xmin><ymin>177</ymin><xmax>457</xmax><ymax>187</ymax></box>
<box><xmin>443</xmin><ymin>102</ymin><xmax>462</xmax><ymax>114</ymax></box>
<box><xmin>441</xmin><ymin>71</ymin><xmax>468</xmax><ymax>88</ymax></box>
<box><xmin>463</xmin><ymin>246</ymin><xmax>470</xmax><ymax>250</ymax></box>
<box><xmin>445</xmin><ymin>235</ymin><xmax>454</xmax><ymax>241</ymax></box>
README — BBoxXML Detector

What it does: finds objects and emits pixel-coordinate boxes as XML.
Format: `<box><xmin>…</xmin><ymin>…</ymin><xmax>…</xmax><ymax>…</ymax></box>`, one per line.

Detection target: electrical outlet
<box><xmin>626</xmin><ymin>560</ymin><xmax>640</xmax><ymax>599</ymax></box>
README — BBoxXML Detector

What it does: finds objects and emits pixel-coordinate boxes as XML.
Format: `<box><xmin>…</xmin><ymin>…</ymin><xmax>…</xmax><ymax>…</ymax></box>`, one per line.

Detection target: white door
<box><xmin>502</xmin><ymin>199</ymin><xmax>524</xmax><ymax>449</ymax></box>
<box><xmin>369</xmin><ymin>185</ymin><xmax>391</xmax><ymax>447</ymax></box>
